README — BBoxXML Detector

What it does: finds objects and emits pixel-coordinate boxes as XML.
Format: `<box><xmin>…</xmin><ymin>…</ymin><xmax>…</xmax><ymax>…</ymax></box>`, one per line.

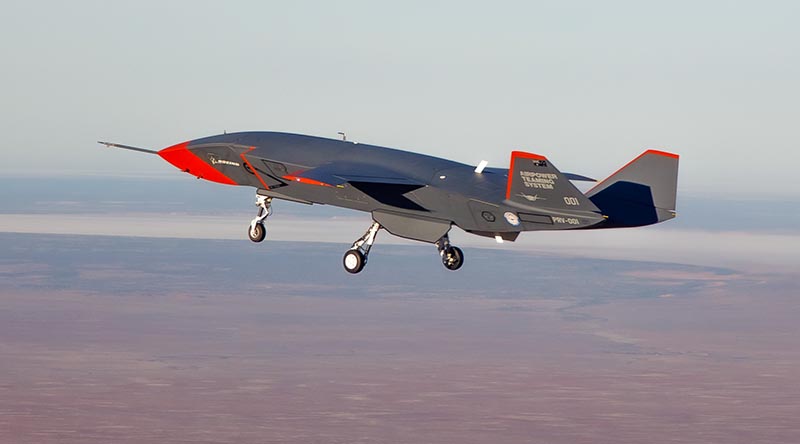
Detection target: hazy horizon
<box><xmin>2</xmin><ymin>1</ymin><xmax>799</xmax><ymax>197</ymax></box>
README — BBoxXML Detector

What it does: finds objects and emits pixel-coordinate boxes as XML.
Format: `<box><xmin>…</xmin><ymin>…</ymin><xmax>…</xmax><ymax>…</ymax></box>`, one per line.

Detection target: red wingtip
<box><xmin>158</xmin><ymin>141</ymin><xmax>237</xmax><ymax>185</ymax></box>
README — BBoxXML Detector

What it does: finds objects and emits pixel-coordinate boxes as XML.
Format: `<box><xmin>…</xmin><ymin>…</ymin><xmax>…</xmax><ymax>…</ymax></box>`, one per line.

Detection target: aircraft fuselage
<box><xmin>104</xmin><ymin>130</ymin><xmax>678</xmax><ymax>273</ymax></box>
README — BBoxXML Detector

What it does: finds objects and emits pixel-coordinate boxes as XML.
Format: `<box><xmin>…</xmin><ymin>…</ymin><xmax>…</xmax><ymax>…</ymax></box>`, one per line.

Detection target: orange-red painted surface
<box><xmin>505</xmin><ymin>151</ymin><xmax>548</xmax><ymax>199</ymax></box>
<box><xmin>644</xmin><ymin>149</ymin><xmax>680</xmax><ymax>159</ymax></box>
<box><xmin>158</xmin><ymin>142</ymin><xmax>237</xmax><ymax>185</ymax></box>
<box><xmin>586</xmin><ymin>149</ymin><xmax>679</xmax><ymax>194</ymax></box>
<box><xmin>282</xmin><ymin>175</ymin><xmax>333</xmax><ymax>187</ymax></box>
<box><xmin>240</xmin><ymin>147</ymin><xmax>270</xmax><ymax>190</ymax></box>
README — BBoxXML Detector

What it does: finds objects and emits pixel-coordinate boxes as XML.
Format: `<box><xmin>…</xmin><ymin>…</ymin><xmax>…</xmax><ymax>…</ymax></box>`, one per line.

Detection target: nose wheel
<box><xmin>436</xmin><ymin>235</ymin><xmax>464</xmax><ymax>271</ymax></box>
<box><xmin>343</xmin><ymin>222</ymin><xmax>381</xmax><ymax>274</ymax></box>
<box><xmin>248</xmin><ymin>223</ymin><xmax>266</xmax><ymax>243</ymax></box>
<box><xmin>248</xmin><ymin>195</ymin><xmax>271</xmax><ymax>243</ymax></box>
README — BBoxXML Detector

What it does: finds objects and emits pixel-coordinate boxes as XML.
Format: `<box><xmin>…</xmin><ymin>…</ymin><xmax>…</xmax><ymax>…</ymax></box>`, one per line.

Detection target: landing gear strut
<box><xmin>248</xmin><ymin>195</ymin><xmax>271</xmax><ymax>243</ymax></box>
<box><xmin>436</xmin><ymin>234</ymin><xmax>464</xmax><ymax>271</ymax></box>
<box><xmin>343</xmin><ymin>222</ymin><xmax>381</xmax><ymax>274</ymax></box>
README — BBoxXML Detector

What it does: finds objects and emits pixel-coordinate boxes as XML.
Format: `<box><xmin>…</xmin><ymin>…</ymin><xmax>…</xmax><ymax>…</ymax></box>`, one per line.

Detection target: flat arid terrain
<box><xmin>1</xmin><ymin>233</ymin><xmax>798</xmax><ymax>443</ymax></box>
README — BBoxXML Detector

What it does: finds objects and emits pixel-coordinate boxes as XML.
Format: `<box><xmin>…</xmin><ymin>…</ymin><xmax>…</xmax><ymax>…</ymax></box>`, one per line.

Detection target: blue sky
<box><xmin>2</xmin><ymin>1</ymin><xmax>799</xmax><ymax>197</ymax></box>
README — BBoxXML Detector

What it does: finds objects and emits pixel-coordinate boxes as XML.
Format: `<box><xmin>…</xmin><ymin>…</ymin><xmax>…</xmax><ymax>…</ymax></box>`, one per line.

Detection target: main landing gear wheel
<box><xmin>343</xmin><ymin>249</ymin><xmax>366</xmax><ymax>274</ymax></box>
<box><xmin>248</xmin><ymin>223</ymin><xmax>266</xmax><ymax>242</ymax></box>
<box><xmin>436</xmin><ymin>234</ymin><xmax>464</xmax><ymax>271</ymax></box>
<box><xmin>343</xmin><ymin>221</ymin><xmax>381</xmax><ymax>274</ymax></box>
<box><xmin>248</xmin><ymin>194</ymin><xmax>272</xmax><ymax>243</ymax></box>
<box><xmin>442</xmin><ymin>246</ymin><xmax>464</xmax><ymax>271</ymax></box>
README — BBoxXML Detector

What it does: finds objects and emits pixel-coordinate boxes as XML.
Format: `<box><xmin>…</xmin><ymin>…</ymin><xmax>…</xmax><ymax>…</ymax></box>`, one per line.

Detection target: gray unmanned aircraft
<box><xmin>101</xmin><ymin>132</ymin><xmax>679</xmax><ymax>274</ymax></box>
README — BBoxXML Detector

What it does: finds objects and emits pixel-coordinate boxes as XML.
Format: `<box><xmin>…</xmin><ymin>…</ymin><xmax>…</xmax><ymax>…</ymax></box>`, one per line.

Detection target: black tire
<box><xmin>248</xmin><ymin>223</ymin><xmax>266</xmax><ymax>243</ymax></box>
<box><xmin>343</xmin><ymin>249</ymin><xmax>366</xmax><ymax>274</ymax></box>
<box><xmin>442</xmin><ymin>246</ymin><xmax>464</xmax><ymax>271</ymax></box>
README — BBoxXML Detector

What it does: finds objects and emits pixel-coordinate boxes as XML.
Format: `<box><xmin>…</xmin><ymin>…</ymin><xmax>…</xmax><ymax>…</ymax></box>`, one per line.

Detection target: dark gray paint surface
<box><xmin>172</xmin><ymin>132</ymin><xmax>679</xmax><ymax>243</ymax></box>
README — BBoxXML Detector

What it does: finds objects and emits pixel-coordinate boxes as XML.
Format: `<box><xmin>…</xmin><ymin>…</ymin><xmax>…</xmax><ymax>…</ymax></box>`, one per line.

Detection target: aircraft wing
<box><xmin>285</xmin><ymin>162</ymin><xmax>424</xmax><ymax>187</ymax></box>
<box><xmin>284</xmin><ymin>162</ymin><xmax>428</xmax><ymax>211</ymax></box>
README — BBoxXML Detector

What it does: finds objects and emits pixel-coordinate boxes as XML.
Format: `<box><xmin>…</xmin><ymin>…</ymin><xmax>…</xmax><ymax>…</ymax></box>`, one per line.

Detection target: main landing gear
<box><xmin>435</xmin><ymin>234</ymin><xmax>464</xmax><ymax>271</ymax></box>
<box><xmin>244</xmin><ymin>193</ymin><xmax>464</xmax><ymax>274</ymax></box>
<box><xmin>248</xmin><ymin>195</ymin><xmax>271</xmax><ymax>243</ymax></box>
<box><xmin>342</xmin><ymin>222</ymin><xmax>465</xmax><ymax>274</ymax></box>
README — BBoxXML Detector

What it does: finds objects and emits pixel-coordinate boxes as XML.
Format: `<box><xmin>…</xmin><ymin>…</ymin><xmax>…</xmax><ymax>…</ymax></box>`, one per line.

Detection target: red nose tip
<box><xmin>158</xmin><ymin>141</ymin><xmax>237</xmax><ymax>185</ymax></box>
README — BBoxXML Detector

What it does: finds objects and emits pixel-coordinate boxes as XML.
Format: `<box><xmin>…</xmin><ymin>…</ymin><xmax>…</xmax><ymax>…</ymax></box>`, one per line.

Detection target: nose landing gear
<box><xmin>248</xmin><ymin>195</ymin><xmax>272</xmax><ymax>243</ymax></box>
<box><xmin>343</xmin><ymin>222</ymin><xmax>381</xmax><ymax>274</ymax></box>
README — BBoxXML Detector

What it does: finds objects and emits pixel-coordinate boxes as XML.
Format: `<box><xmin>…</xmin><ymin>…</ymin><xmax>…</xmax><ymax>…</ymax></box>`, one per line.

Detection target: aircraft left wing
<box><xmin>283</xmin><ymin>162</ymin><xmax>423</xmax><ymax>187</ymax></box>
<box><xmin>284</xmin><ymin>162</ymin><xmax>428</xmax><ymax>211</ymax></box>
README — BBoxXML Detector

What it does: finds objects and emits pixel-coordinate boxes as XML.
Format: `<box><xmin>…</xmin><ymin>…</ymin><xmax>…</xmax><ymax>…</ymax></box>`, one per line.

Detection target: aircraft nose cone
<box><xmin>158</xmin><ymin>141</ymin><xmax>191</xmax><ymax>170</ymax></box>
<box><xmin>158</xmin><ymin>141</ymin><xmax>237</xmax><ymax>185</ymax></box>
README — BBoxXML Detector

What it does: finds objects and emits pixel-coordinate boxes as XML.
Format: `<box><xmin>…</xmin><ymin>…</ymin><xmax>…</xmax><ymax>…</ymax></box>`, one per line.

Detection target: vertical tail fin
<box><xmin>505</xmin><ymin>151</ymin><xmax>602</xmax><ymax>217</ymax></box>
<box><xmin>586</xmin><ymin>150</ymin><xmax>679</xmax><ymax>227</ymax></box>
